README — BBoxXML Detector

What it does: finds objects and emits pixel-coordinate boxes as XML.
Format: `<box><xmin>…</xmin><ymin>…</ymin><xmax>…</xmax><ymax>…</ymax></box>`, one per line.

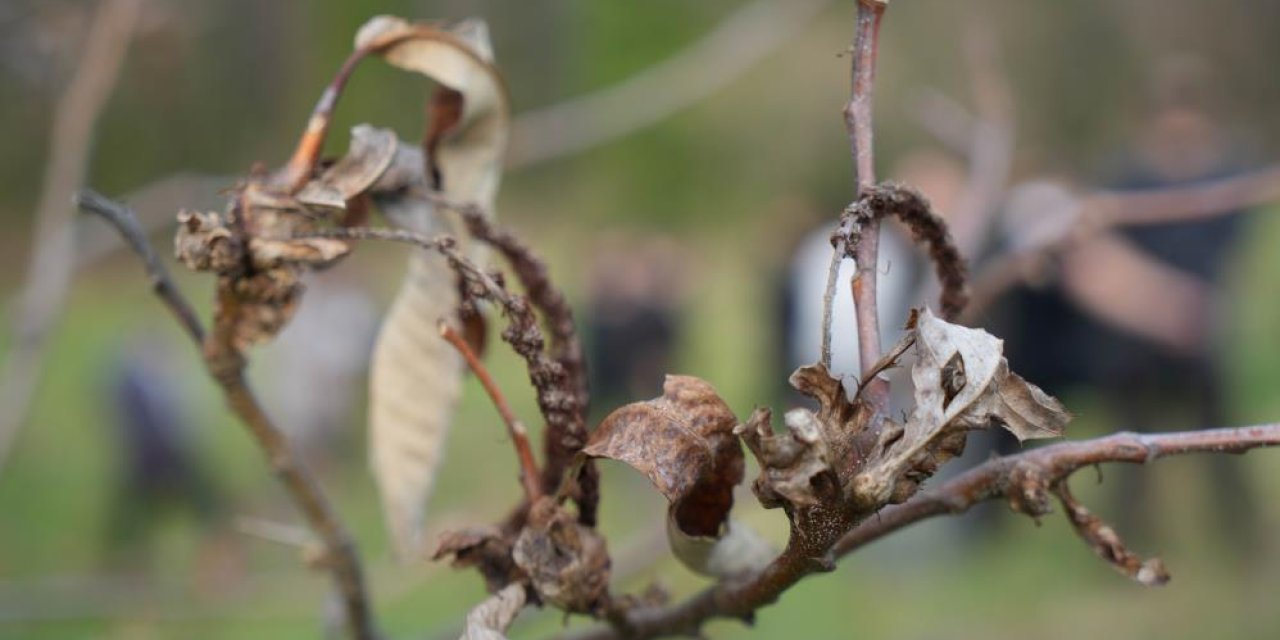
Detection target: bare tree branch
<box><xmin>506</xmin><ymin>0</ymin><xmax>832</xmax><ymax>168</ymax></box>
<box><xmin>833</xmin><ymin>424</ymin><xmax>1280</xmax><ymax>557</ymax></box>
<box><xmin>0</xmin><ymin>0</ymin><xmax>142</xmax><ymax>473</ymax></box>
<box><xmin>75</xmin><ymin>193</ymin><xmax>377</xmax><ymax>640</ymax></box>
<box><xmin>561</xmin><ymin>424</ymin><xmax>1279</xmax><ymax>640</ymax></box>
<box><xmin>74</xmin><ymin>190</ymin><xmax>204</xmax><ymax>342</ymax></box>
<box><xmin>828</xmin><ymin>0</ymin><xmax>889</xmax><ymax>411</ymax></box>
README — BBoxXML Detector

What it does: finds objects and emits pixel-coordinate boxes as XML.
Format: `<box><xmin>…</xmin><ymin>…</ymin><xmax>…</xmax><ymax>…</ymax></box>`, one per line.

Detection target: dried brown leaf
<box><xmin>432</xmin><ymin>526</ymin><xmax>520</xmax><ymax>593</ymax></box>
<box><xmin>585</xmin><ymin>376</ymin><xmax>742</xmax><ymax>537</ymax></box>
<box><xmin>875</xmin><ymin>309</ymin><xmax>1069</xmax><ymax>487</ymax></box>
<box><xmin>585</xmin><ymin>376</ymin><xmax>765</xmax><ymax>577</ymax></box>
<box><xmin>295</xmin><ymin>125</ymin><xmax>400</xmax><ymax>210</ymax></box>
<box><xmin>840</xmin><ymin>309</ymin><xmax>1071</xmax><ymax>509</ymax></box>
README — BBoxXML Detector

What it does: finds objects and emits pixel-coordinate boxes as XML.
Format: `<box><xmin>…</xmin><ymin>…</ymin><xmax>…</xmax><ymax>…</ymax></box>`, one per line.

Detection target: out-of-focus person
<box><xmin>584</xmin><ymin>234</ymin><xmax>688</xmax><ymax>415</ymax></box>
<box><xmin>996</xmin><ymin>55</ymin><xmax>1260</xmax><ymax>551</ymax></box>
<box><xmin>101</xmin><ymin>328</ymin><xmax>242</xmax><ymax>588</ymax></box>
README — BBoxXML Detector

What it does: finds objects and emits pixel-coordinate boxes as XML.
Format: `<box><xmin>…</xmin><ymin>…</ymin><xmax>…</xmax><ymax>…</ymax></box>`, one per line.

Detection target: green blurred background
<box><xmin>2</xmin><ymin>0</ymin><xmax>1280</xmax><ymax>638</ymax></box>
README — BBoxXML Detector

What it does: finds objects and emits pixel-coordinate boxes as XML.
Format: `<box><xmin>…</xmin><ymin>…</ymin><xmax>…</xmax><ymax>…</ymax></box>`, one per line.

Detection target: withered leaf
<box><xmin>512</xmin><ymin>500</ymin><xmax>610</xmax><ymax>613</ymax></box>
<box><xmin>585</xmin><ymin>376</ymin><xmax>769</xmax><ymax>577</ymax></box>
<box><xmin>887</xmin><ymin>309</ymin><xmax>1069</xmax><ymax>471</ymax></box>
<box><xmin>852</xmin><ymin>308</ymin><xmax>1071</xmax><ymax>508</ymax></box>
<box><xmin>736</xmin><ymin>407</ymin><xmax>836</xmax><ymax>510</ymax></box>
<box><xmin>585</xmin><ymin>375</ymin><xmax>742</xmax><ymax>536</ymax></box>
<box><xmin>295</xmin><ymin>125</ymin><xmax>400</xmax><ymax>210</ymax></box>
<box><xmin>432</xmin><ymin>526</ymin><xmax>519</xmax><ymax>594</ymax></box>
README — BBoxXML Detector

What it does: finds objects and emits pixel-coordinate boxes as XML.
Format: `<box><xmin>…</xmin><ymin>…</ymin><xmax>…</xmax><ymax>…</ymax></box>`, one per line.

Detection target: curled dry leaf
<box><xmin>461</xmin><ymin>583</ymin><xmax>527</xmax><ymax>640</ymax></box>
<box><xmin>173</xmin><ymin>188</ymin><xmax>352</xmax><ymax>351</ymax></box>
<box><xmin>349</xmin><ymin>15</ymin><xmax>511</xmax><ymax>557</ymax></box>
<box><xmin>736</xmin><ymin>407</ymin><xmax>838</xmax><ymax>510</ymax></box>
<box><xmin>584</xmin><ymin>376</ymin><xmax>771</xmax><ymax>577</ymax></box>
<box><xmin>1055</xmin><ymin>482</ymin><xmax>1170</xmax><ymax>586</ymax></box>
<box><xmin>856</xmin><ymin>308</ymin><xmax>1071</xmax><ymax>505</ymax></box>
<box><xmin>512</xmin><ymin>499</ymin><xmax>610</xmax><ymax>613</ymax></box>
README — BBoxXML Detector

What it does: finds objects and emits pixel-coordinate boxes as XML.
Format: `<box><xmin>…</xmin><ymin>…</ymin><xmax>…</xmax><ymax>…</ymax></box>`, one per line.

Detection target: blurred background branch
<box><xmin>0</xmin><ymin>0</ymin><xmax>142</xmax><ymax>473</ymax></box>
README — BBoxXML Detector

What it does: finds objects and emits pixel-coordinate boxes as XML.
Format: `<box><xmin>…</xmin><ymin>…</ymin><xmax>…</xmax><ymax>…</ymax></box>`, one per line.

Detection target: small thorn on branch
<box><xmin>440</xmin><ymin>320</ymin><xmax>543</xmax><ymax>501</ymax></box>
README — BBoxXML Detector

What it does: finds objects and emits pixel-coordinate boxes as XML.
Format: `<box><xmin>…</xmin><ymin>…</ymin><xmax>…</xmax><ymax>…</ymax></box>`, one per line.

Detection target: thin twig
<box><xmin>833</xmin><ymin>424</ymin><xmax>1280</xmax><ymax>557</ymax></box>
<box><xmin>842</xmin><ymin>0</ymin><xmax>889</xmax><ymax>410</ymax></box>
<box><xmin>276</xmin><ymin>46</ymin><xmax>377</xmax><ymax>192</ymax></box>
<box><xmin>0</xmin><ymin>0</ymin><xmax>142</xmax><ymax>473</ymax></box>
<box><xmin>75</xmin><ymin>190</ymin><xmax>205</xmax><ymax>342</ymax></box>
<box><xmin>439</xmin><ymin>321</ymin><xmax>544</xmax><ymax>502</ymax></box>
<box><xmin>76</xmin><ymin>193</ymin><xmax>377</xmax><ymax>640</ymax></box>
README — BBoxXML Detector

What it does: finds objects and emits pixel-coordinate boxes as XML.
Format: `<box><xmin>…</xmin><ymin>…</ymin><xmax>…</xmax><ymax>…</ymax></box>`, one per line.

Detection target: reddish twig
<box><xmin>275</xmin><ymin>46</ymin><xmax>376</xmax><ymax>192</ymax></box>
<box><xmin>439</xmin><ymin>321</ymin><xmax>544</xmax><ymax>502</ymax></box>
<box><xmin>76</xmin><ymin>193</ymin><xmax>377</xmax><ymax>640</ymax></box>
<box><xmin>426</xmin><ymin>194</ymin><xmax>597</xmax><ymax>521</ymax></box>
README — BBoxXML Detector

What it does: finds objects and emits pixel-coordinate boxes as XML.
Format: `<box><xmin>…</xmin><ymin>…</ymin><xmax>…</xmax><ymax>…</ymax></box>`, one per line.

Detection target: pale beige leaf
<box><xmin>460</xmin><ymin>583</ymin><xmax>526</xmax><ymax>640</ymax></box>
<box><xmin>356</xmin><ymin>16</ymin><xmax>512</xmax><ymax>557</ymax></box>
<box><xmin>355</xmin><ymin>16</ymin><xmax>509</xmax><ymax>207</ymax></box>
